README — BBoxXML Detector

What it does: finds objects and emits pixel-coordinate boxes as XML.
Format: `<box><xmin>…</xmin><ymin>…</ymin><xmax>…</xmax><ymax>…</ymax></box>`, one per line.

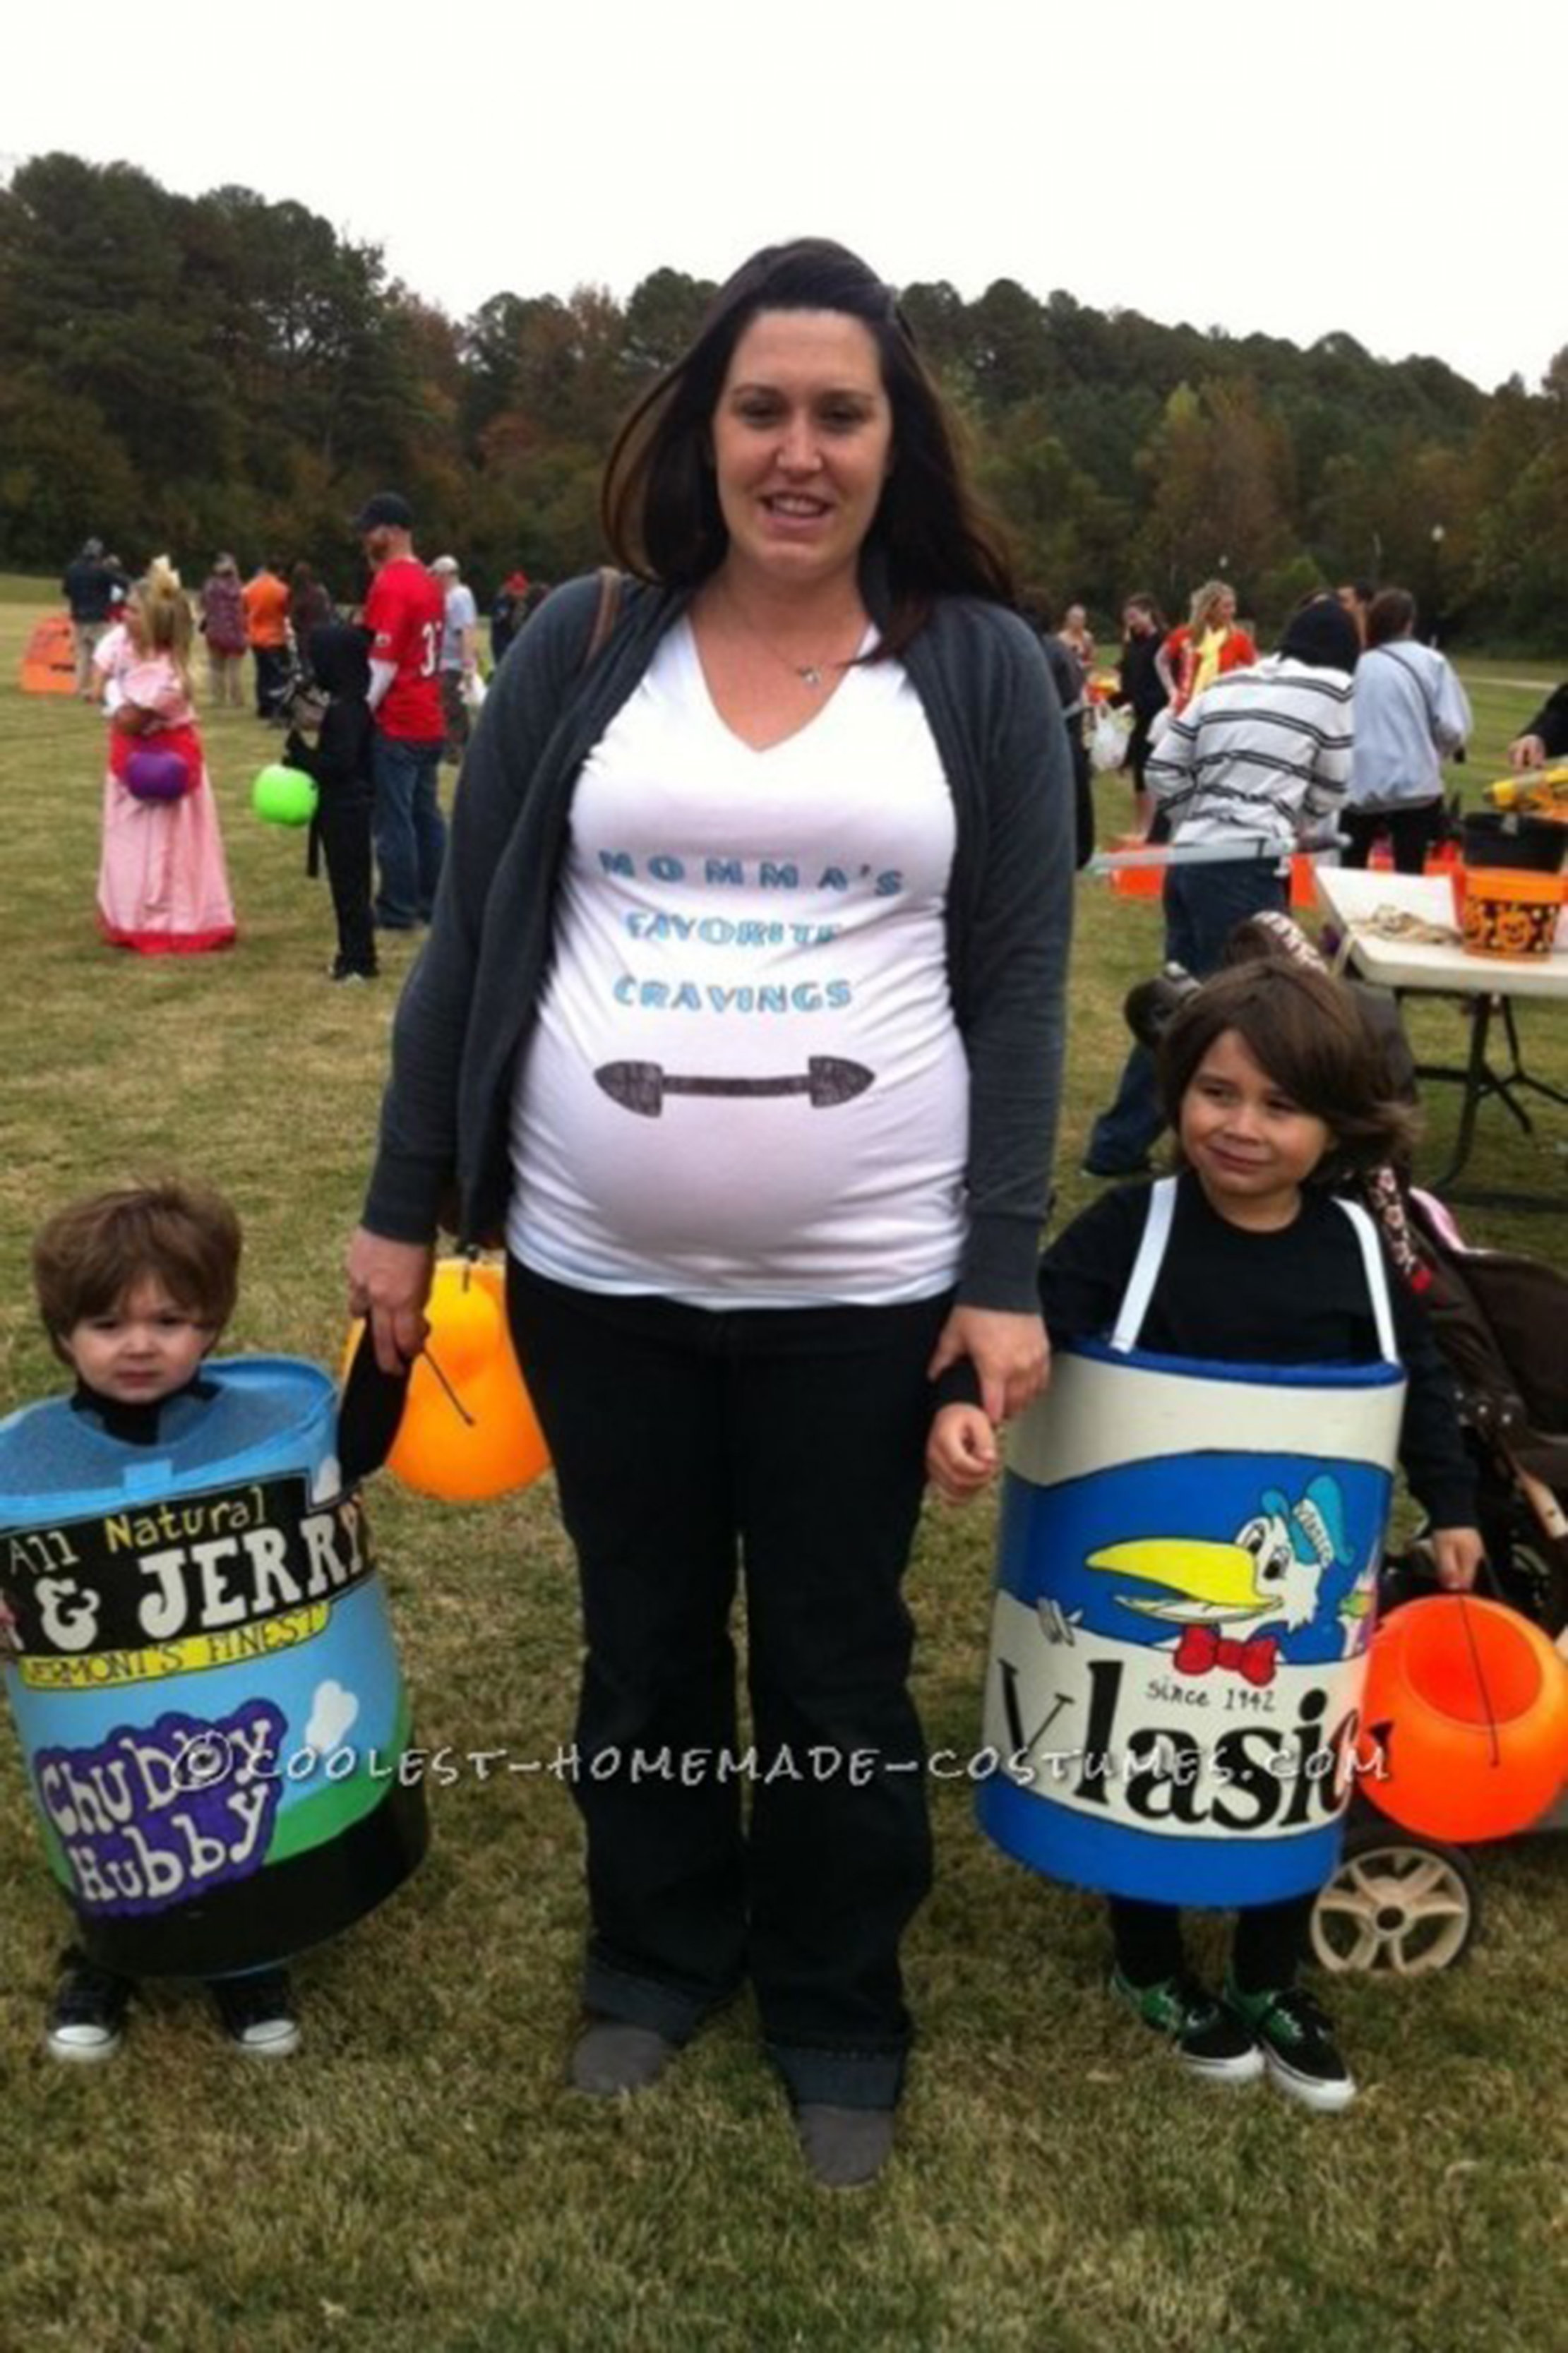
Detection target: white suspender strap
<box><xmin>1335</xmin><ymin>1197</ymin><xmax>1399</xmax><ymax>1365</ymax></box>
<box><xmin>1109</xmin><ymin>1178</ymin><xmax>1178</xmax><ymax>1353</ymax></box>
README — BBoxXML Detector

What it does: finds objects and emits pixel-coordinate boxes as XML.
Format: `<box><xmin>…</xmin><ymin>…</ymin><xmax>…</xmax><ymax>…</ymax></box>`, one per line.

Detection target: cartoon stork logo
<box><xmin>1084</xmin><ymin>1474</ymin><xmax>1350</xmax><ymax>1688</ymax></box>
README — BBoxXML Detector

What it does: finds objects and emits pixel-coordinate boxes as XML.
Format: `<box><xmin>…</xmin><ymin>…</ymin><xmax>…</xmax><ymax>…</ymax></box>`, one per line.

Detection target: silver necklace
<box><xmin>718</xmin><ymin>585</ymin><xmax>860</xmax><ymax>690</ymax></box>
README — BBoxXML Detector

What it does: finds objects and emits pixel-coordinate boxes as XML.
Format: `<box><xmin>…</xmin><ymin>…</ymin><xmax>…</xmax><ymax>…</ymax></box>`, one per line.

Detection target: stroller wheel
<box><xmin>1310</xmin><ymin>1825</ymin><xmax>1479</xmax><ymax>1976</ymax></box>
<box><xmin>1507</xmin><ymin>1535</ymin><xmax>1568</xmax><ymax>1642</ymax></box>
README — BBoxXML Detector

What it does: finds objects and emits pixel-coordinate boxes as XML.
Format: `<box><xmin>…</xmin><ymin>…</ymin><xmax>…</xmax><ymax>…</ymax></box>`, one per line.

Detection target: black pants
<box><xmin>253</xmin><ymin>643</ymin><xmax>290</xmax><ymax>719</ymax></box>
<box><xmin>1127</xmin><ymin>714</ymin><xmax>1164</xmax><ymax>795</ymax></box>
<box><xmin>505</xmin><ymin>1262</ymin><xmax>951</xmax><ymax>2108</ymax></box>
<box><xmin>1340</xmin><ymin>801</ymin><xmax>1442</xmax><ymax>875</ymax></box>
<box><xmin>313</xmin><ymin>782</ymin><xmax>376</xmax><ymax>975</ymax></box>
<box><xmin>1109</xmin><ymin>1893</ymin><xmax>1317</xmax><ymax>1994</ymax></box>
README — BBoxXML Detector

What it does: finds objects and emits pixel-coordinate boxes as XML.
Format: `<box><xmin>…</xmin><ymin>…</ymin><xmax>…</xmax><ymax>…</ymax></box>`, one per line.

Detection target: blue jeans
<box><xmin>371</xmin><ymin>735</ymin><xmax>445</xmax><ymax>928</ymax></box>
<box><xmin>1087</xmin><ymin>857</ymin><xmax>1290</xmax><ymax>1171</ymax></box>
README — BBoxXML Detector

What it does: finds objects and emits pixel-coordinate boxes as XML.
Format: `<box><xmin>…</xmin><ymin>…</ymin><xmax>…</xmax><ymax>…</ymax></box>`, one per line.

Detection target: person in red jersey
<box><xmin>355</xmin><ymin>491</ymin><xmax>447</xmax><ymax>930</ymax></box>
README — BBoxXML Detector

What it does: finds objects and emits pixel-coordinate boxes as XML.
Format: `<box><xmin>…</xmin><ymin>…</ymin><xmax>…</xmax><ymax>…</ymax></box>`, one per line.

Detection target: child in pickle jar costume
<box><xmin>930</xmin><ymin>963</ymin><xmax>1484</xmax><ymax>2112</ymax></box>
<box><xmin>0</xmin><ymin>1182</ymin><xmax>426</xmax><ymax>2061</ymax></box>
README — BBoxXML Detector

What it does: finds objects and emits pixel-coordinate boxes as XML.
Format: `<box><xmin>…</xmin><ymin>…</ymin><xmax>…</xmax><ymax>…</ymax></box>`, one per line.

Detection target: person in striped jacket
<box><xmin>1084</xmin><ymin>596</ymin><xmax>1359</xmax><ymax>1178</ymax></box>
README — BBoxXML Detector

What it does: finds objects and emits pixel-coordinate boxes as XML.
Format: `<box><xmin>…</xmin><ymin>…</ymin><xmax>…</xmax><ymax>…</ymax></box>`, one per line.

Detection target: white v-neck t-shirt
<box><xmin>508</xmin><ymin>618</ymin><xmax>969</xmax><ymax>1307</ymax></box>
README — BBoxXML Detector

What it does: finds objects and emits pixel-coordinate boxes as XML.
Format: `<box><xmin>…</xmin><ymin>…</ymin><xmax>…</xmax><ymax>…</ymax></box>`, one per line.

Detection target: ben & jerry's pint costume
<box><xmin>0</xmin><ymin>1353</ymin><xmax>426</xmax><ymax>1977</ymax></box>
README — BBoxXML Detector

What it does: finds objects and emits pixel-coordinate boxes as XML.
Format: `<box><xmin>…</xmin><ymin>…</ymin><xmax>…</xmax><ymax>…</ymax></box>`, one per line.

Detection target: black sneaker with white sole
<box><xmin>1225</xmin><ymin>1981</ymin><xmax>1355</xmax><ymax>2112</ymax></box>
<box><xmin>1109</xmin><ymin>1966</ymin><xmax>1264</xmax><ymax>2085</ymax></box>
<box><xmin>47</xmin><ymin>1951</ymin><xmax>132</xmax><ymax>2064</ymax></box>
<box><xmin>210</xmin><ymin>1967</ymin><xmax>301</xmax><ymax>2056</ymax></box>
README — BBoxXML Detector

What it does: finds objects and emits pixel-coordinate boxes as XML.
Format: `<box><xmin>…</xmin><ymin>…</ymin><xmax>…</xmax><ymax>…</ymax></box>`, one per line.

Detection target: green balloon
<box><xmin>252</xmin><ymin>764</ymin><xmax>318</xmax><ymax>827</ymax></box>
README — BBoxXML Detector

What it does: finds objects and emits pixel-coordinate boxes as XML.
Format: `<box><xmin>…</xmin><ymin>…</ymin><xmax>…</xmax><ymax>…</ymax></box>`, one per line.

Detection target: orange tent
<box><xmin>20</xmin><ymin>614</ymin><xmax>78</xmax><ymax>695</ymax></box>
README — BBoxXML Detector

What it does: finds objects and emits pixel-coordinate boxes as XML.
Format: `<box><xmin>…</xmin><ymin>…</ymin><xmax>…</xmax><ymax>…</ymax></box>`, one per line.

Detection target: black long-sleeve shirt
<box><xmin>1522</xmin><ymin>683</ymin><xmax>1568</xmax><ymax>759</ymax></box>
<box><xmin>1113</xmin><ymin>631</ymin><xmax>1169</xmax><ymax>724</ymax></box>
<box><xmin>1032</xmin><ymin>1175</ymin><xmax>1476</xmax><ymax>1528</ymax></box>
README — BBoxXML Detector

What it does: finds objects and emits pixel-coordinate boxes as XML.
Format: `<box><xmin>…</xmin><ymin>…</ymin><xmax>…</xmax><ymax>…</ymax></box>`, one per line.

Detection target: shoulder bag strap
<box><xmin>1376</xmin><ymin>644</ymin><xmax>1441</xmax><ymax>736</ymax></box>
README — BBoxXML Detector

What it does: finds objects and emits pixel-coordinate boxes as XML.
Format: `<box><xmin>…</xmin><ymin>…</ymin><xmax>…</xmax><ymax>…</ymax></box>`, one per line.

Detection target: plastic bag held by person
<box><xmin>1091</xmin><ymin>706</ymin><xmax>1127</xmax><ymax>773</ymax></box>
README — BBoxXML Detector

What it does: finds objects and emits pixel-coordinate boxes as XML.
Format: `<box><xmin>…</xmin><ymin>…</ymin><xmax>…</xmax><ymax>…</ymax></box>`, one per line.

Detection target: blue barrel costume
<box><xmin>0</xmin><ymin>1358</ymin><xmax>427</xmax><ymax>1976</ymax></box>
<box><xmin>978</xmin><ymin>1181</ymin><xmax>1408</xmax><ymax>1906</ymax></box>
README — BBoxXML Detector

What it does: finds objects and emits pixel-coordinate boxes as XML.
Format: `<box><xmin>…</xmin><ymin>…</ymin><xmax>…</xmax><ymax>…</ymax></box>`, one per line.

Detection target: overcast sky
<box><xmin>10</xmin><ymin>3</ymin><xmax>1560</xmax><ymax>397</ymax></box>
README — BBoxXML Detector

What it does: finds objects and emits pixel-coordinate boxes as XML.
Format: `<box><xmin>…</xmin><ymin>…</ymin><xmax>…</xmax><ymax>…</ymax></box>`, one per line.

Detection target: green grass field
<box><xmin>0</xmin><ymin>592</ymin><xmax>1564</xmax><ymax>2353</ymax></box>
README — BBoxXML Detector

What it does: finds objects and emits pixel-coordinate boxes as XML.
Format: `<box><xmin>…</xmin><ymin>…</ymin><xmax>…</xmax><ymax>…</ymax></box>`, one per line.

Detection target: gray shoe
<box><xmin>568</xmin><ymin>2019</ymin><xmax>678</xmax><ymax>2096</ymax></box>
<box><xmin>794</xmin><ymin>2102</ymin><xmax>896</xmax><ymax>2189</ymax></box>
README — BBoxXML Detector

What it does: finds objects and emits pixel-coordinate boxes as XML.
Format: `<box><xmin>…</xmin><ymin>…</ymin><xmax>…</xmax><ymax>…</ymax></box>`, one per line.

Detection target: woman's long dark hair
<box><xmin>601</xmin><ymin>239</ymin><xmax>1015</xmax><ymax>654</ymax></box>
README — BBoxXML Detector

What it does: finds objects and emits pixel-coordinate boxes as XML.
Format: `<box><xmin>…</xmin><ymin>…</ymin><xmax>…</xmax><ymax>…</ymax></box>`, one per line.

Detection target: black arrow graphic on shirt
<box><xmin>594</xmin><ymin>1057</ymin><xmax>875</xmax><ymax>1119</ymax></box>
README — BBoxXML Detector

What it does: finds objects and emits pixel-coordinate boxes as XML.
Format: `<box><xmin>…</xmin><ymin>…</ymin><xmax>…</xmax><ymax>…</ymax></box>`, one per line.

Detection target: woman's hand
<box><xmin>1429</xmin><ymin>1526</ymin><xmax>1486</xmax><ymax>1593</ymax></box>
<box><xmin>1507</xmin><ymin>731</ymin><xmax>1547</xmax><ymax>771</ymax></box>
<box><xmin>347</xmin><ymin>1228</ymin><xmax>436</xmax><ymax>1375</ymax></box>
<box><xmin>927</xmin><ymin>1307</ymin><xmax>1051</xmax><ymax>1427</ymax></box>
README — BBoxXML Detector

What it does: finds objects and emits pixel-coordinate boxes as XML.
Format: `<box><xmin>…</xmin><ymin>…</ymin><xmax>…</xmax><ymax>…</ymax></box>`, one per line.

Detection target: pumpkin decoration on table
<box><xmin>1458</xmin><ymin>867</ymin><xmax>1563</xmax><ymax>959</ymax></box>
<box><xmin>1454</xmin><ymin>809</ymin><xmax>1567</xmax><ymax>959</ymax></box>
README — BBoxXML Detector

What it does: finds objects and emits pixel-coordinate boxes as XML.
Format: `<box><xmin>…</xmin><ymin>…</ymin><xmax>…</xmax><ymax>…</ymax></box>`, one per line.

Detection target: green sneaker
<box><xmin>1109</xmin><ymin>1967</ymin><xmax>1263</xmax><ymax>2085</ymax></box>
<box><xmin>1226</xmin><ymin>1982</ymin><xmax>1355</xmax><ymax>2113</ymax></box>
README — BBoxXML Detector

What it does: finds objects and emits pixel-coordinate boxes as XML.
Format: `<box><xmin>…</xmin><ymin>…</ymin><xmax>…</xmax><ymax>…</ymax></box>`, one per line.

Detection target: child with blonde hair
<box><xmin>97</xmin><ymin>558</ymin><xmax>236</xmax><ymax>954</ymax></box>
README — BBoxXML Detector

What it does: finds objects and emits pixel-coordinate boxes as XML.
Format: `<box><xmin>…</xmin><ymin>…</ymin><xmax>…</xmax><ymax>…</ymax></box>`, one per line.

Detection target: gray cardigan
<box><xmin>361</xmin><ymin>568</ymin><xmax>1075</xmax><ymax>1312</ymax></box>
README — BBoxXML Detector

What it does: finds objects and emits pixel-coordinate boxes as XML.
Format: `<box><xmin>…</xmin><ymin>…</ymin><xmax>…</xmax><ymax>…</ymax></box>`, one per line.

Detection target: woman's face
<box><xmin>1214</xmin><ymin>588</ymin><xmax>1238</xmax><ymax>628</ymax></box>
<box><xmin>710</xmin><ymin>309</ymin><xmax>894</xmax><ymax>594</ymax></box>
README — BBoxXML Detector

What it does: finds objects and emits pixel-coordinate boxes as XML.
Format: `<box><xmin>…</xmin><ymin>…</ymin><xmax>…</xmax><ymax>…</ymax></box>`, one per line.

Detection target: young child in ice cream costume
<box><xmin>16</xmin><ymin>1183</ymin><xmax>298</xmax><ymax>2059</ymax></box>
<box><xmin>930</xmin><ymin>962</ymin><xmax>1484</xmax><ymax>2111</ymax></box>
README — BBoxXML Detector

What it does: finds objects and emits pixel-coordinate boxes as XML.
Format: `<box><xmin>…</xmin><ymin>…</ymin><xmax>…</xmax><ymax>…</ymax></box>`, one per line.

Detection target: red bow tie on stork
<box><xmin>1173</xmin><ymin>1624</ymin><xmax>1280</xmax><ymax>1687</ymax></box>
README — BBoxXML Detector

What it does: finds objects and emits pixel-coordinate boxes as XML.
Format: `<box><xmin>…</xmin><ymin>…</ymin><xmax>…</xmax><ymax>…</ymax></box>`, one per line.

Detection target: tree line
<box><xmin>4</xmin><ymin>152</ymin><xmax>1566</xmax><ymax>647</ymax></box>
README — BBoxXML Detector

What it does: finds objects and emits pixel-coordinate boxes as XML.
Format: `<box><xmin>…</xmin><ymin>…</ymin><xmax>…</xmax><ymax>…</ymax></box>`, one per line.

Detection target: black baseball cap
<box><xmin>352</xmin><ymin>491</ymin><xmax>414</xmax><ymax>533</ymax></box>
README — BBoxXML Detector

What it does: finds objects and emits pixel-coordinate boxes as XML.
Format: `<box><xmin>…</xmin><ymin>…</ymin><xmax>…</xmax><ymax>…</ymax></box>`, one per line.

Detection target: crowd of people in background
<box><xmin>66</xmin><ymin>514</ymin><xmax>1497</xmax><ymax>995</ymax></box>
<box><xmin>1030</xmin><ymin>570</ymin><xmax>1475</xmax><ymax>863</ymax></box>
<box><xmin>63</xmin><ymin>515</ymin><xmax>551</xmax><ymax>976</ymax></box>
<box><xmin>65</xmin><ymin>534</ymin><xmax>552</xmax><ymax>725</ymax></box>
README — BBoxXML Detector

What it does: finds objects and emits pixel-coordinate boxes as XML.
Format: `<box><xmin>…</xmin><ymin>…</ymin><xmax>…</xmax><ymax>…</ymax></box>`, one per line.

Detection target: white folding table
<box><xmin>1312</xmin><ymin>868</ymin><xmax>1568</xmax><ymax>1205</ymax></box>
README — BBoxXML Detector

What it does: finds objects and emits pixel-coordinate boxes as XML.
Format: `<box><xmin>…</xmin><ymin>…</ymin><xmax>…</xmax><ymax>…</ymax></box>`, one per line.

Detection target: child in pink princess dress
<box><xmin>97</xmin><ymin>558</ymin><xmax>237</xmax><ymax>954</ymax></box>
